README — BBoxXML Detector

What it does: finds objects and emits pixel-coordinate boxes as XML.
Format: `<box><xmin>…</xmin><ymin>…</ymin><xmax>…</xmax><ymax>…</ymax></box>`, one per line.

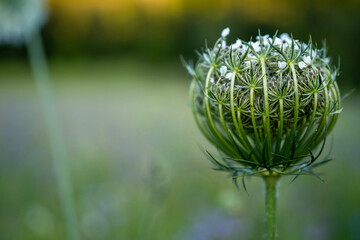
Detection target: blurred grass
<box><xmin>0</xmin><ymin>59</ymin><xmax>359</xmax><ymax>240</ymax></box>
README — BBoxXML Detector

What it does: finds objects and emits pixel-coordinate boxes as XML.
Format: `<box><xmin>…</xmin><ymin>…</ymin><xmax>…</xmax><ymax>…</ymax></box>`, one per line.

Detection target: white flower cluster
<box><xmin>212</xmin><ymin>27</ymin><xmax>322</xmax><ymax>74</ymax></box>
<box><xmin>0</xmin><ymin>0</ymin><xmax>48</xmax><ymax>45</ymax></box>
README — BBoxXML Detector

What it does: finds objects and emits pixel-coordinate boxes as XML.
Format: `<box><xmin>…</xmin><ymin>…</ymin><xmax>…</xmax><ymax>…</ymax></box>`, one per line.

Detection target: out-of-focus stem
<box><xmin>26</xmin><ymin>32</ymin><xmax>81</xmax><ymax>240</ymax></box>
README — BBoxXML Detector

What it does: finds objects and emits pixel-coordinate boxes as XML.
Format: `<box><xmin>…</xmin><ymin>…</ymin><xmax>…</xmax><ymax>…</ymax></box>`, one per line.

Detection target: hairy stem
<box><xmin>264</xmin><ymin>175</ymin><xmax>280</xmax><ymax>240</ymax></box>
<box><xmin>26</xmin><ymin>33</ymin><xmax>81</xmax><ymax>240</ymax></box>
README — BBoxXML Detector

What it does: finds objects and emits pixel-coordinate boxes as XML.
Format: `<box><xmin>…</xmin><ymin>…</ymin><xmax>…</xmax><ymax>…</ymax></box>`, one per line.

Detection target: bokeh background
<box><xmin>1</xmin><ymin>0</ymin><xmax>360</xmax><ymax>239</ymax></box>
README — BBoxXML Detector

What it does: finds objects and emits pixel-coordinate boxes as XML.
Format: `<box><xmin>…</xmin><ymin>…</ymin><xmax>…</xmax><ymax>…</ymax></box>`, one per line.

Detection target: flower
<box><xmin>256</xmin><ymin>34</ymin><xmax>270</xmax><ymax>43</ymax></box>
<box><xmin>279</xmin><ymin>33</ymin><xmax>300</xmax><ymax>50</ymax></box>
<box><xmin>273</xmin><ymin>37</ymin><xmax>282</xmax><ymax>45</ymax></box>
<box><xmin>225</xmin><ymin>72</ymin><xmax>233</xmax><ymax>80</ymax></box>
<box><xmin>251</xmin><ymin>41</ymin><xmax>261</xmax><ymax>52</ymax></box>
<box><xmin>0</xmin><ymin>0</ymin><xmax>48</xmax><ymax>45</ymax></box>
<box><xmin>231</xmin><ymin>39</ymin><xmax>242</xmax><ymax>49</ymax></box>
<box><xmin>220</xmin><ymin>66</ymin><xmax>227</xmax><ymax>76</ymax></box>
<box><xmin>303</xmin><ymin>56</ymin><xmax>312</xmax><ymax>64</ymax></box>
<box><xmin>278</xmin><ymin>61</ymin><xmax>287</xmax><ymax>69</ymax></box>
<box><xmin>221</xmin><ymin>27</ymin><xmax>230</xmax><ymax>38</ymax></box>
<box><xmin>298</xmin><ymin>62</ymin><xmax>307</xmax><ymax>69</ymax></box>
<box><xmin>279</xmin><ymin>33</ymin><xmax>292</xmax><ymax>44</ymax></box>
<box><xmin>186</xmin><ymin>31</ymin><xmax>342</xmax><ymax>179</ymax></box>
<box><xmin>298</xmin><ymin>56</ymin><xmax>312</xmax><ymax>69</ymax></box>
<box><xmin>185</xmin><ymin>31</ymin><xmax>342</xmax><ymax>240</ymax></box>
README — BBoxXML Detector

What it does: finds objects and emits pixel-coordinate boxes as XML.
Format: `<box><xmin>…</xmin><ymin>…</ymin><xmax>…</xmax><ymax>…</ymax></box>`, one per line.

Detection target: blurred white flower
<box><xmin>220</xmin><ymin>66</ymin><xmax>227</xmax><ymax>76</ymax></box>
<box><xmin>225</xmin><ymin>72</ymin><xmax>233</xmax><ymax>80</ymax></box>
<box><xmin>0</xmin><ymin>0</ymin><xmax>48</xmax><ymax>45</ymax></box>
<box><xmin>303</xmin><ymin>56</ymin><xmax>312</xmax><ymax>64</ymax></box>
<box><xmin>298</xmin><ymin>62</ymin><xmax>307</xmax><ymax>69</ymax></box>
<box><xmin>256</xmin><ymin>35</ymin><xmax>272</xmax><ymax>46</ymax></box>
<box><xmin>325</xmin><ymin>57</ymin><xmax>330</xmax><ymax>64</ymax></box>
<box><xmin>278</xmin><ymin>61</ymin><xmax>287</xmax><ymax>69</ymax></box>
<box><xmin>273</xmin><ymin>37</ymin><xmax>282</xmax><ymax>45</ymax></box>
<box><xmin>264</xmin><ymin>38</ymin><xmax>272</xmax><ymax>46</ymax></box>
<box><xmin>310</xmin><ymin>50</ymin><xmax>317</xmax><ymax>58</ymax></box>
<box><xmin>231</xmin><ymin>39</ymin><xmax>242</xmax><ymax>49</ymax></box>
<box><xmin>221</xmin><ymin>27</ymin><xmax>230</xmax><ymax>38</ymax></box>
<box><xmin>280</xmin><ymin>33</ymin><xmax>292</xmax><ymax>44</ymax></box>
<box><xmin>251</xmin><ymin>41</ymin><xmax>261</xmax><ymax>52</ymax></box>
<box><xmin>256</xmin><ymin>34</ymin><xmax>270</xmax><ymax>41</ymax></box>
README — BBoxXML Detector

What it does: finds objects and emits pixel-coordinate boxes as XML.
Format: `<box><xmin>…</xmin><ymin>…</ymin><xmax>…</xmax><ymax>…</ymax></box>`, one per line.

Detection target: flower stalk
<box><xmin>26</xmin><ymin>32</ymin><xmax>81</xmax><ymax>240</ymax></box>
<box><xmin>264</xmin><ymin>175</ymin><xmax>280</xmax><ymax>240</ymax></box>
<box><xmin>0</xmin><ymin>1</ymin><xmax>80</xmax><ymax>238</ymax></box>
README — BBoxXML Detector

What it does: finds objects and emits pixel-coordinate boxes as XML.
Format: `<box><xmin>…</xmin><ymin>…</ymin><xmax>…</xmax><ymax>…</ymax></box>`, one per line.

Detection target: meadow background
<box><xmin>1</xmin><ymin>0</ymin><xmax>360</xmax><ymax>239</ymax></box>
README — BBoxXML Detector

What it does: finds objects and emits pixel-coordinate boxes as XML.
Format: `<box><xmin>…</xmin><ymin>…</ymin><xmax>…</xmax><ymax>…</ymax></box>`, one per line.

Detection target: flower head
<box><xmin>0</xmin><ymin>0</ymin><xmax>48</xmax><ymax>45</ymax></box>
<box><xmin>185</xmin><ymin>29</ymin><xmax>341</xmax><ymax>183</ymax></box>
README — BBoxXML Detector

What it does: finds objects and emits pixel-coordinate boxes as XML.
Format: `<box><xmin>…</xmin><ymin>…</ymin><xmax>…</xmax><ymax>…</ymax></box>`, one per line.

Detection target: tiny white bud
<box><xmin>303</xmin><ymin>56</ymin><xmax>311</xmax><ymax>65</ymax></box>
<box><xmin>220</xmin><ymin>66</ymin><xmax>227</xmax><ymax>76</ymax></box>
<box><xmin>251</xmin><ymin>41</ymin><xmax>261</xmax><ymax>52</ymax></box>
<box><xmin>225</xmin><ymin>72</ymin><xmax>233</xmax><ymax>80</ymax></box>
<box><xmin>231</xmin><ymin>39</ymin><xmax>242</xmax><ymax>49</ymax></box>
<box><xmin>221</xmin><ymin>27</ymin><xmax>230</xmax><ymax>38</ymax></box>
<box><xmin>298</xmin><ymin>61</ymin><xmax>307</xmax><ymax>69</ymax></box>
<box><xmin>280</xmin><ymin>33</ymin><xmax>291</xmax><ymax>44</ymax></box>
<box><xmin>278</xmin><ymin>61</ymin><xmax>287</xmax><ymax>69</ymax></box>
<box><xmin>273</xmin><ymin>37</ymin><xmax>282</xmax><ymax>45</ymax></box>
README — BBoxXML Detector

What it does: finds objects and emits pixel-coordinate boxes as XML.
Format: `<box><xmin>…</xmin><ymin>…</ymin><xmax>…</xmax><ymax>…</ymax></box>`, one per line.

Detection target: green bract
<box><xmin>186</xmin><ymin>29</ymin><xmax>341</xmax><ymax>183</ymax></box>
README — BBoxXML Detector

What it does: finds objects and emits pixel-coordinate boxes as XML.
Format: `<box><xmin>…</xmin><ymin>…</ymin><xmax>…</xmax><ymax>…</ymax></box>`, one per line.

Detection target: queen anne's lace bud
<box><xmin>0</xmin><ymin>0</ymin><xmax>47</xmax><ymax>45</ymax></box>
<box><xmin>186</xmin><ymin>28</ymin><xmax>341</xmax><ymax>181</ymax></box>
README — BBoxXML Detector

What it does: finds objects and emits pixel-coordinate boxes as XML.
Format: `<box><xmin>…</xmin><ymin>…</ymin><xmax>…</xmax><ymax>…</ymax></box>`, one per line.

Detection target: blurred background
<box><xmin>1</xmin><ymin>0</ymin><xmax>360</xmax><ymax>239</ymax></box>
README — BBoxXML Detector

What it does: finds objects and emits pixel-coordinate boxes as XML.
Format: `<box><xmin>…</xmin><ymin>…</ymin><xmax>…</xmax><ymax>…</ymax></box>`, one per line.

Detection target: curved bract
<box><xmin>0</xmin><ymin>0</ymin><xmax>47</xmax><ymax>45</ymax></box>
<box><xmin>186</xmin><ymin>29</ymin><xmax>341</xmax><ymax>180</ymax></box>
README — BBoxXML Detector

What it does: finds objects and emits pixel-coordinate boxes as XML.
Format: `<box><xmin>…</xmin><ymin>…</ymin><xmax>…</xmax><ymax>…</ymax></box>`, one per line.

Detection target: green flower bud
<box><xmin>186</xmin><ymin>29</ymin><xmax>341</xmax><ymax>181</ymax></box>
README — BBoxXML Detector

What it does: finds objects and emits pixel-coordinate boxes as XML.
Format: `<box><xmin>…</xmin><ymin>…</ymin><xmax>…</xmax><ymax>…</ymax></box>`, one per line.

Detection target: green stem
<box><xmin>264</xmin><ymin>175</ymin><xmax>280</xmax><ymax>240</ymax></box>
<box><xmin>26</xmin><ymin>33</ymin><xmax>81</xmax><ymax>240</ymax></box>
<box><xmin>281</xmin><ymin>63</ymin><xmax>299</xmax><ymax>157</ymax></box>
<box><xmin>250</xmin><ymin>87</ymin><xmax>261</xmax><ymax>146</ymax></box>
<box><xmin>275</xmin><ymin>98</ymin><xmax>284</xmax><ymax>154</ymax></box>
<box><xmin>203</xmin><ymin>67</ymin><xmax>238</xmax><ymax>156</ymax></box>
<box><xmin>260</xmin><ymin>57</ymin><xmax>272</xmax><ymax>165</ymax></box>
